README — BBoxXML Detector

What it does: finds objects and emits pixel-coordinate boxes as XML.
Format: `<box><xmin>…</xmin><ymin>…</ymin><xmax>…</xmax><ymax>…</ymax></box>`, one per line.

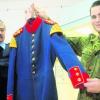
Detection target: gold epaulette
<box><xmin>50</xmin><ymin>23</ymin><xmax>63</xmax><ymax>35</ymax></box>
<box><xmin>9</xmin><ymin>37</ymin><xmax>17</xmax><ymax>48</ymax></box>
<box><xmin>44</xmin><ymin>19</ymin><xmax>55</xmax><ymax>25</ymax></box>
<box><xmin>13</xmin><ymin>28</ymin><xmax>23</xmax><ymax>37</ymax></box>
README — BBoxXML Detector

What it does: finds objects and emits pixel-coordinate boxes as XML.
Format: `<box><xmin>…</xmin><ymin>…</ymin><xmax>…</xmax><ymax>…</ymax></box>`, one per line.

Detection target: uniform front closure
<box><xmin>31</xmin><ymin>33</ymin><xmax>36</xmax><ymax>75</ymax></box>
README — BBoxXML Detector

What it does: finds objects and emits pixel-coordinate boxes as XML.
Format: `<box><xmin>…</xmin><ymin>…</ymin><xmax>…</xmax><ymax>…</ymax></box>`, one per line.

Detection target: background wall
<box><xmin>0</xmin><ymin>0</ymin><xmax>96</xmax><ymax>42</ymax></box>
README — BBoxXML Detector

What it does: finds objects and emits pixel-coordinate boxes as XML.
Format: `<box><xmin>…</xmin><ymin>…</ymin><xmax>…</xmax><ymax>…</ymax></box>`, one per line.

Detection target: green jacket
<box><xmin>67</xmin><ymin>34</ymin><xmax>100</xmax><ymax>100</ymax></box>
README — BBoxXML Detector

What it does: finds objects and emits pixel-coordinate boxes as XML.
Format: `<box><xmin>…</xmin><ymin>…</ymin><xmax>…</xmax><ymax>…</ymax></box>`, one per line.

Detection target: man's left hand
<box><xmin>84</xmin><ymin>78</ymin><xmax>100</xmax><ymax>93</ymax></box>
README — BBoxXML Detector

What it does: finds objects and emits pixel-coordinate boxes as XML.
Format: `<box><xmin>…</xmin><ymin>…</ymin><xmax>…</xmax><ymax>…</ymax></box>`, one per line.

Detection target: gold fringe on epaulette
<box><xmin>9</xmin><ymin>37</ymin><xmax>17</xmax><ymax>48</ymax></box>
<box><xmin>13</xmin><ymin>28</ymin><xmax>23</xmax><ymax>37</ymax></box>
<box><xmin>50</xmin><ymin>23</ymin><xmax>63</xmax><ymax>35</ymax></box>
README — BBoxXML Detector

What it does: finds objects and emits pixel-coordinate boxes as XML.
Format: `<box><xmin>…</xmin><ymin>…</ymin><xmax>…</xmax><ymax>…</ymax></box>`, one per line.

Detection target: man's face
<box><xmin>0</xmin><ymin>28</ymin><xmax>5</xmax><ymax>42</ymax></box>
<box><xmin>91</xmin><ymin>5</ymin><xmax>100</xmax><ymax>33</ymax></box>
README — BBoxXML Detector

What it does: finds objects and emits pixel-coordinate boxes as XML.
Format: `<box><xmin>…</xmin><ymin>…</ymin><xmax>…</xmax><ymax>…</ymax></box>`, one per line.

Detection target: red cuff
<box><xmin>68</xmin><ymin>66</ymin><xmax>89</xmax><ymax>89</ymax></box>
<box><xmin>7</xmin><ymin>94</ymin><xmax>13</xmax><ymax>100</ymax></box>
<box><xmin>82</xmin><ymin>72</ymin><xmax>90</xmax><ymax>83</ymax></box>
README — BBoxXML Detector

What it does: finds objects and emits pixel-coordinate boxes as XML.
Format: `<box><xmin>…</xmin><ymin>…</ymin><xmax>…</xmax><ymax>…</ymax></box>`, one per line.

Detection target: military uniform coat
<box><xmin>7</xmin><ymin>17</ymin><xmax>89</xmax><ymax>100</ymax></box>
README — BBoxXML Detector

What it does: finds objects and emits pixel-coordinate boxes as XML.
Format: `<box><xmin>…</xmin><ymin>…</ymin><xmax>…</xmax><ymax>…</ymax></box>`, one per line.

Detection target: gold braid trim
<box><xmin>13</xmin><ymin>28</ymin><xmax>23</xmax><ymax>37</ymax></box>
<box><xmin>50</xmin><ymin>23</ymin><xmax>62</xmax><ymax>35</ymax></box>
<box><xmin>9</xmin><ymin>37</ymin><xmax>17</xmax><ymax>48</ymax></box>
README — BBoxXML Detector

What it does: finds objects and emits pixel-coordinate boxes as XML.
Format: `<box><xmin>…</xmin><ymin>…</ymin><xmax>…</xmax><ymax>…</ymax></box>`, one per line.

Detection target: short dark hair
<box><xmin>90</xmin><ymin>0</ymin><xmax>100</xmax><ymax>15</ymax></box>
<box><xmin>91</xmin><ymin>0</ymin><xmax>100</xmax><ymax>8</ymax></box>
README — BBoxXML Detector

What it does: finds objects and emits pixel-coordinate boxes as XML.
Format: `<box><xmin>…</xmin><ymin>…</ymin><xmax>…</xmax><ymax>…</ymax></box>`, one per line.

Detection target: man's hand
<box><xmin>84</xmin><ymin>78</ymin><xmax>100</xmax><ymax>93</ymax></box>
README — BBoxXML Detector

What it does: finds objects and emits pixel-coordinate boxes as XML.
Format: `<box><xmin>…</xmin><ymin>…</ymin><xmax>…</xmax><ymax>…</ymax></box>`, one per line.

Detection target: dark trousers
<box><xmin>0</xmin><ymin>77</ymin><xmax>7</xmax><ymax>100</ymax></box>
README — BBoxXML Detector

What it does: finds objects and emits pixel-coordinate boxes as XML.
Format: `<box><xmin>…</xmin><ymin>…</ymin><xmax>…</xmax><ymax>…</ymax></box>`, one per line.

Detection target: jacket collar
<box><xmin>25</xmin><ymin>16</ymin><xmax>42</xmax><ymax>33</ymax></box>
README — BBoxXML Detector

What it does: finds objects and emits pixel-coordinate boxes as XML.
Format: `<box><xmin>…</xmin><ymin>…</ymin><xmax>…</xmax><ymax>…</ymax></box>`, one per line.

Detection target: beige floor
<box><xmin>54</xmin><ymin>59</ymin><xmax>79</xmax><ymax>100</ymax></box>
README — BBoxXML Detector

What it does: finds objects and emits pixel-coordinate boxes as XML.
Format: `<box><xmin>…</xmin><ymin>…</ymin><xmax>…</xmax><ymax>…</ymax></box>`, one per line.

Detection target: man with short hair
<box><xmin>67</xmin><ymin>0</ymin><xmax>100</xmax><ymax>100</ymax></box>
<box><xmin>0</xmin><ymin>20</ymin><xmax>10</xmax><ymax>100</ymax></box>
<box><xmin>83</xmin><ymin>0</ymin><xmax>100</xmax><ymax>94</ymax></box>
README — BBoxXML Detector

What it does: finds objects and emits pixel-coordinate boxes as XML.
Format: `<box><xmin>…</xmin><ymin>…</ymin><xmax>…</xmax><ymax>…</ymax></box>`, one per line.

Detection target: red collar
<box><xmin>25</xmin><ymin>16</ymin><xmax>42</xmax><ymax>33</ymax></box>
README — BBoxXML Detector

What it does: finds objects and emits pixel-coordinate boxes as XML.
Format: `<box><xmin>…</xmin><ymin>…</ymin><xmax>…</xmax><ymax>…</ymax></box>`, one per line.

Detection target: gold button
<box><xmin>32</xmin><ymin>34</ymin><xmax>35</xmax><ymax>37</ymax></box>
<box><xmin>32</xmin><ymin>65</ymin><xmax>35</xmax><ymax>67</ymax></box>
<box><xmin>32</xmin><ymin>51</ymin><xmax>35</xmax><ymax>54</ymax></box>
<box><xmin>32</xmin><ymin>58</ymin><xmax>35</xmax><ymax>61</ymax></box>
<box><xmin>32</xmin><ymin>45</ymin><xmax>34</xmax><ymax>49</ymax></box>
<box><xmin>32</xmin><ymin>39</ymin><xmax>34</xmax><ymax>42</ymax></box>
<box><xmin>32</xmin><ymin>71</ymin><xmax>35</xmax><ymax>74</ymax></box>
<box><xmin>74</xmin><ymin>68</ymin><xmax>78</xmax><ymax>71</ymax></box>
<box><xmin>77</xmin><ymin>78</ymin><xmax>81</xmax><ymax>82</ymax></box>
<box><xmin>76</xmin><ymin>72</ymin><xmax>79</xmax><ymax>76</ymax></box>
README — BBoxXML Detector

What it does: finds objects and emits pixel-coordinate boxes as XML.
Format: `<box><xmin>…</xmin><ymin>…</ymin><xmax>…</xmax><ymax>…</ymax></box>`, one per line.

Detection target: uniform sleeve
<box><xmin>50</xmin><ymin>24</ymin><xmax>89</xmax><ymax>89</ymax></box>
<box><xmin>7</xmin><ymin>37</ymin><xmax>17</xmax><ymax>100</ymax></box>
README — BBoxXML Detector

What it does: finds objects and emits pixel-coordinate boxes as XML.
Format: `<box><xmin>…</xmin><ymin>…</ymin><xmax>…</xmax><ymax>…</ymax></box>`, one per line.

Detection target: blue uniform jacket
<box><xmin>7</xmin><ymin>17</ymin><xmax>89</xmax><ymax>100</ymax></box>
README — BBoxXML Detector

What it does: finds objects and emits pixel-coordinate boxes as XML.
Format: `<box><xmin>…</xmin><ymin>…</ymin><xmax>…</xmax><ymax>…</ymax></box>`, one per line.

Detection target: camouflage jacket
<box><xmin>67</xmin><ymin>34</ymin><xmax>100</xmax><ymax>100</ymax></box>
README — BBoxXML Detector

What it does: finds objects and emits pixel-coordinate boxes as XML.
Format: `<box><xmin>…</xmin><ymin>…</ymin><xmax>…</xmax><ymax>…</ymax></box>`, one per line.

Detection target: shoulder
<box><xmin>44</xmin><ymin>19</ymin><xmax>55</xmax><ymax>25</ymax></box>
<box><xmin>50</xmin><ymin>23</ymin><xmax>63</xmax><ymax>35</ymax></box>
<box><xmin>13</xmin><ymin>27</ymin><xmax>23</xmax><ymax>37</ymax></box>
<box><xmin>9</xmin><ymin>27</ymin><xmax>23</xmax><ymax>48</ymax></box>
<box><xmin>9</xmin><ymin>37</ymin><xmax>17</xmax><ymax>48</ymax></box>
<box><xmin>43</xmin><ymin>18</ymin><xmax>63</xmax><ymax>35</ymax></box>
